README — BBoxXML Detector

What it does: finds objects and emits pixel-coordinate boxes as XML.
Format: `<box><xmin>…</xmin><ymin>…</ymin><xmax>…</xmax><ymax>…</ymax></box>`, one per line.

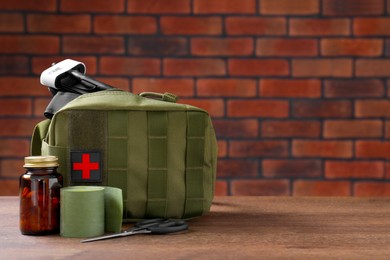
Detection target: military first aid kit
<box><xmin>30</xmin><ymin>59</ymin><xmax>218</xmax><ymax>222</ymax></box>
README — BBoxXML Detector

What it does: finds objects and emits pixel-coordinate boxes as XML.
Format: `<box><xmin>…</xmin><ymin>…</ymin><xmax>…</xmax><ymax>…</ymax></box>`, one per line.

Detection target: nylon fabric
<box><xmin>68</xmin><ymin>110</ymin><xmax>107</xmax><ymax>186</ymax></box>
<box><xmin>42</xmin><ymin>140</ymin><xmax>69</xmax><ymax>184</ymax></box>
<box><xmin>183</xmin><ymin>112</ymin><xmax>206</xmax><ymax>219</ymax></box>
<box><xmin>108</xmin><ymin>111</ymin><xmax>128</xmax><ymax>218</ymax></box>
<box><xmin>126</xmin><ymin>112</ymin><xmax>148</xmax><ymax>219</ymax></box>
<box><xmin>31</xmin><ymin>119</ymin><xmax>51</xmax><ymax>156</ymax></box>
<box><xmin>203</xmin><ymin>118</ymin><xmax>218</xmax><ymax>211</ymax></box>
<box><xmin>166</xmin><ymin>112</ymin><xmax>186</xmax><ymax>218</ymax></box>
<box><xmin>146</xmin><ymin>112</ymin><xmax>168</xmax><ymax>218</ymax></box>
<box><xmin>31</xmin><ymin>90</ymin><xmax>217</xmax><ymax>221</ymax></box>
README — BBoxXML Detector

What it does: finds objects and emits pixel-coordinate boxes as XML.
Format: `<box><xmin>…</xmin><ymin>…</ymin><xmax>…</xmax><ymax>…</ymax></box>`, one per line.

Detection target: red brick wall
<box><xmin>1</xmin><ymin>0</ymin><xmax>390</xmax><ymax>196</ymax></box>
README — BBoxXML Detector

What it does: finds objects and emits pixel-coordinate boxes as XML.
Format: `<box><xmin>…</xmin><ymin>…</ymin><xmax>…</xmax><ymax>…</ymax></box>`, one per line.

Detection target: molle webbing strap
<box><xmin>146</xmin><ymin>112</ymin><xmax>168</xmax><ymax>217</ymax></box>
<box><xmin>107</xmin><ymin>111</ymin><xmax>128</xmax><ymax>219</ymax></box>
<box><xmin>183</xmin><ymin>112</ymin><xmax>206</xmax><ymax>219</ymax></box>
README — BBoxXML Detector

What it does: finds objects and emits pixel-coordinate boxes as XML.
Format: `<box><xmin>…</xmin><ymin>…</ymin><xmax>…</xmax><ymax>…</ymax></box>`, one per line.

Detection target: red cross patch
<box><xmin>71</xmin><ymin>152</ymin><xmax>101</xmax><ymax>182</ymax></box>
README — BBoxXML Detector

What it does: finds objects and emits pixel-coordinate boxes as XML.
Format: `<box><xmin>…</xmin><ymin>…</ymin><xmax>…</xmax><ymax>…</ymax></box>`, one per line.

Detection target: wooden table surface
<box><xmin>2</xmin><ymin>196</ymin><xmax>390</xmax><ymax>259</ymax></box>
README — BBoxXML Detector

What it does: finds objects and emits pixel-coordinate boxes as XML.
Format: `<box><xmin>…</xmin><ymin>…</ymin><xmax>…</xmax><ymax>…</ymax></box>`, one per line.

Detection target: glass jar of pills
<box><xmin>19</xmin><ymin>156</ymin><xmax>63</xmax><ymax>235</ymax></box>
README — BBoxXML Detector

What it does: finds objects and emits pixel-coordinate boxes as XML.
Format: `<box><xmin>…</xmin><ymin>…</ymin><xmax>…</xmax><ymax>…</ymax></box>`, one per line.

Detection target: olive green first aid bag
<box><xmin>31</xmin><ymin>90</ymin><xmax>218</xmax><ymax>221</ymax></box>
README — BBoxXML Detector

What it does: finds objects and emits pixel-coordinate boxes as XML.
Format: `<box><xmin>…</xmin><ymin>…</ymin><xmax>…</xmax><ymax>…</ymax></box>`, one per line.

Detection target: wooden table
<box><xmin>2</xmin><ymin>196</ymin><xmax>390</xmax><ymax>259</ymax></box>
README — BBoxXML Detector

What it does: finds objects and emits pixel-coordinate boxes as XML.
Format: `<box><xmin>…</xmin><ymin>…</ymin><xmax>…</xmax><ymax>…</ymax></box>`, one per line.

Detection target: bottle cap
<box><xmin>24</xmin><ymin>156</ymin><xmax>59</xmax><ymax>168</ymax></box>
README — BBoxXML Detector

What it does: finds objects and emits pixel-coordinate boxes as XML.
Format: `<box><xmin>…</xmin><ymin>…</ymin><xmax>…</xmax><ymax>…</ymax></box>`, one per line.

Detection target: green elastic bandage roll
<box><xmin>60</xmin><ymin>186</ymin><xmax>122</xmax><ymax>238</ymax></box>
<box><xmin>104</xmin><ymin>187</ymin><xmax>123</xmax><ymax>233</ymax></box>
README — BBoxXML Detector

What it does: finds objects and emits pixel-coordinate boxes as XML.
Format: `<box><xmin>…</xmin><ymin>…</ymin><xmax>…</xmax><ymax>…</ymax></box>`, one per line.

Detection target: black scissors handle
<box><xmin>147</xmin><ymin>219</ymin><xmax>188</xmax><ymax>234</ymax></box>
<box><xmin>135</xmin><ymin>218</ymin><xmax>188</xmax><ymax>234</ymax></box>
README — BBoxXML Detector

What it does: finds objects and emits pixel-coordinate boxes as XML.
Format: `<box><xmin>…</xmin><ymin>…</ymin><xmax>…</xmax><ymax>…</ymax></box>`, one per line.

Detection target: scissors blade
<box><xmin>80</xmin><ymin>229</ymin><xmax>152</xmax><ymax>243</ymax></box>
<box><xmin>81</xmin><ymin>232</ymin><xmax>126</xmax><ymax>243</ymax></box>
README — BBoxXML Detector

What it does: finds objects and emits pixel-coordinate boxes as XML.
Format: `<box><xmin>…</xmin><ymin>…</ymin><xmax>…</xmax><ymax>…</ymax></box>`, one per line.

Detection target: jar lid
<box><xmin>24</xmin><ymin>156</ymin><xmax>59</xmax><ymax>168</ymax></box>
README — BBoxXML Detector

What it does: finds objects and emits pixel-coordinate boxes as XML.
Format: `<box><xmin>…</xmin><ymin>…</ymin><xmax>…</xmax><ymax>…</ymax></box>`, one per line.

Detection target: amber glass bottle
<box><xmin>19</xmin><ymin>156</ymin><xmax>63</xmax><ymax>235</ymax></box>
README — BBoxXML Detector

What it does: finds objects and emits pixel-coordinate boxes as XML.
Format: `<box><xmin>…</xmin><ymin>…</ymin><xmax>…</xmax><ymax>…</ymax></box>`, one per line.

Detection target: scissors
<box><xmin>81</xmin><ymin>218</ymin><xmax>188</xmax><ymax>243</ymax></box>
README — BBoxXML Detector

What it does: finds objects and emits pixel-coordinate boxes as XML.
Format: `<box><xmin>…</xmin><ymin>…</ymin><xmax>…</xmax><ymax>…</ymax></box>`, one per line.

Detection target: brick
<box><xmin>132</xmin><ymin>78</ymin><xmax>194</xmax><ymax>97</ymax></box>
<box><xmin>356</xmin><ymin>59</ymin><xmax>390</xmax><ymax>77</ymax></box>
<box><xmin>164</xmin><ymin>59</ymin><xmax>225</xmax><ymax>76</ymax></box>
<box><xmin>260</xmin><ymin>0</ymin><xmax>319</xmax><ymax>15</ymax></box>
<box><xmin>0</xmin><ymin>119</ymin><xmax>42</xmax><ymax>137</ymax></box>
<box><xmin>385</xmin><ymin>122</ymin><xmax>390</xmax><ymax>139</ymax></box>
<box><xmin>385</xmin><ymin>81</ymin><xmax>390</xmax><ymax>97</ymax></box>
<box><xmin>1</xmin><ymin>159</ymin><xmax>24</xmax><ymax>178</ymax></box>
<box><xmin>28</xmin><ymin>15</ymin><xmax>90</xmax><ymax>34</ymax></box>
<box><xmin>384</xmin><ymin>122</ymin><xmax>390</xmax><ymax>139</ymax></box>
<box><xmin>0</xmin><ymin>36</ymin><xmax>59</xmax><ymax>54</ymax></box>
<box><xmin>214</xmin><ymin>181</ymin><xmax>228</xmax><ymax>196</ymax></box>
<box><xmin>100</xmin><ymin>57</ymin><xmax>160</xmax><ymax>76</ymax></box>
<box><xmin>226</xmin><ymin>17</ymin><xmax>286</xmax><ymax>35</ymax></box>
<box><xmin>290</xmin><ymin>18</ymin><xmax>350</xmax><ymax>36</ymax></box>
<box><xmin>260</xmin><ymin>79</ymin><xmax>321</xmax><ymax>98</ymax></box>
<box><xmin>61</xmin><ymin>0</ymin><xmax>124</xmax><ymax>12</ymax></box>
<box><xmin>356</xmin><ymin>141</ymin><xmax>390</xmax><ymax>159</ymax></box>
<box><xmin>229</xmin><ymin>59</ymin><xmax>289</xmax><ymax>76</ymax></box>
<box><xmin>128</xmin><ymin>0</ymin><xmax>190</xmax><ymax>13</ymax></box>
<box><xmin>0</xmin><ymin>77</ymin><xmax>49</xmax><ymax>96</ymax></box>
<box><xmin>292</xmin><ymin>140</ymin><xmax>353</xmax><ymax>158</ymax></box>
<box><xmin>0</xmin><ymin>14</ymin><xmax>23</xmax><ymax>32</ymax></box>
<box><xmin>231</xmin><ymin>180</ymin><xmax>290</xmax><ymax>196</ymax></box>
<box><xmin>218</xmin><ymin>140</ymin><xmax>227</xmax><ymax>158</ymax></box>
<box><xmin>32</xmin><ymin>56</ymin><xmax>97</xmax><ymax>75</ymax></box>
<box><xmin>292</xmin><ymin>59</ymin><xmax>352</xmax><ymax>77</ymax></box>
<box><xmin>388</xmin><ymin>0</ymin><xmax>390</xmax><ymax>13</ymax></box>
<box><xmin>213</xmin><ymin>119</ymin><xmax>258</xmax><ymax>138</ymax></box>
<box><xmin>321</xmin><ymin>39</ymin><xmax>382</xmax><ymax>56</ymax></box>
<box><xmin>293</xmin><ymin>180</ymin><xmax>350</xmax><ymax>196</ymax></box>
<box><xmin>354</xmin><ymin>182</ymin><xmax>390</xmax><ymax>196</ymax></box>
<box><xmin>197</xmin><ymin>79</ymin><xmax>256</xmax><ymax>97</ymax></box>
<box><xmin>229</xmin><ymin>140</ymin><xmax>289</xmax><ymax>158</ymax></box>
<box><xmin>324</xmin><ymin>80</ymin><xmax>384</xmax><ymax>98</ymax></box>
<box><xmin>0</xmin><ymin>56</ymin><xmax>28</xmax><ymax>75</ymax></box>
<box><xmin>94</xmin><ymin>16</ymin><xmax>156</xmax><ymax>34</ymax></box>
<box><xmin>326</xmin><ymin>161</ymin><xmax>384</xmax><ymax>179</ymax></box>
<box><xmin>34</xmin><ymin>98</ymin><xmax>50</xmax><ymax>117</ymax></box>
<box><xmin>262</xmin><ymin>120</ymin><xmax>321</xmax><ymax>138</ymax></box>
<box><xmin>195</xmin><ymin>0</ymin><xmax>255</xmax><ymax>14</ymax></box>
<box><xmin>0</xmin><ymin>180</ymin><xmax>19</xmax><ymax>196</ymax></box>
<box><xmin>191</xmin><ymin>38</ymin><xmax>253</xmax><ymax>56</ymax></box>
<box><xmin>256</xmin><ymin>38</ymin><xmax>317</xmax><ymax>57</ymax></box>
<box><xmin>0</xmin><ymin>99</ymin><xmax>31</xmax><ymax>116</ymax></box>
<box><xmin>96</xmin><ymin>78</ymin><xmax>130</xmax><ymax>91</ymax></box>
<box><xmin>63</xmin><ymin>36</ymin><xmax>124</xmax><ymax>54</ymax></box>
<box><xmin>0</xmin><ymin>0</ymin><xmax>56</xmax><ymax>11</ymax></box>
<box><xmin>387</xmin><ymin>163</ymin><xmax>390</xmax><ymax>178</ymax></box>
<box><xmin>354</xmin><ymin>18</ymin><xmax>390</xmax><ymax>36</ymax></box>
<box><xmin>292</xmin><ymin>100</ymin><xmax>352</xmax><ymax>118</ymax></box>
<box><xmin>217</xmin><ymin>159</ymin><xmax>258</xmax><ymax>178</ymax></box>
<box><xmin>324</xmin><ymin>120</ymin><xmax>382</xmax><ymax>138</ymax></box>
<box><xmin>263</xmin><ymin>159</ymin><xmax>322</xmax><ymax>178</ymax></box>
<box><xmin>323</xmin><ymin>0</ymin><xmax>384</xmax><ymax>16</ymax></box>
<box><xmin>385</xmin><ymin>40</ymin><xmax>390</xmax><ymax>56</ymax></box>
<box><xmin>128</xmin><ymin>37</ymin><xmax>188</xmax><ymax>56</ymax></box>
<box><xmin>161</xmin><ymin>17</ymin><xmax>221</xmax><ymax>35</ymax></box>
<box><xmin>356</xmin><ymin>100</ymin><xmax>390</xmax><ymax>118</ymax></box>
<box><xmin>228</xmin><ymin>100</ymin><xmax>289</xmax><ymax>118</ymax></box>
<box><xmin>179</xmin><ymin>98</ymin><xmax>224</xmax><ymax>117</ymax></box>
<box><xmin>0</xmin><ymin>139</ymin><xmax>29</xmax><ymax>157</ymax></box>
